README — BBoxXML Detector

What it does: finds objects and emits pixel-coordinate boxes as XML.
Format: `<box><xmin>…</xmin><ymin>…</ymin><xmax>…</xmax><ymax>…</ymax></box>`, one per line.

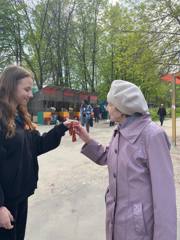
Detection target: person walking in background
<box><xmin>74</xmin><ymin>80</ymin><xmax>176</xmax><ymax>240</ymax></box>
<box><xmin>80</xmin><ymin>100</ymin><xmax>93</xmax><ymax>133</ymax></box>
<box><xmin>0</xmin><ymin>65</ymin><xmax>72</xmax><ymax>240</ymax></box>
<box><xmin>93</xmin><ymin>104</ymin><xmax>100</xmax><ymax>123</ymax></box>
<box><xmin>157</xmin><ymin>103</ymin><xmax>167</xmax><ymax>126</ymax></box>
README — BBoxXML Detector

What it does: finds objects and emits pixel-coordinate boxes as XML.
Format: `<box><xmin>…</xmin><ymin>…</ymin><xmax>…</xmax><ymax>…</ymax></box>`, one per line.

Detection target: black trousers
<box><xmin>0</xmin><ymin>198</ymin><xmax>28</xmax><ymax>240</ymax></box>
<box><xmin>160</xmin><ymin>116</ymin><xmax>165</xmax><ymax>126</ymax></box>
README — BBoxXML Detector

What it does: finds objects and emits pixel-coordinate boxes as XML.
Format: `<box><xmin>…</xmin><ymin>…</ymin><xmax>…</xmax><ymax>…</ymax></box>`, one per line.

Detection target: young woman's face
<box><xmin>107</xmin><ymin>103</ymin><xmax>126</xmax><ymax>123</ymax></box>
<box><xmin>15</xmin><ymin>77</ymin><xmax>33</xmax><ymax>106</ymax></box>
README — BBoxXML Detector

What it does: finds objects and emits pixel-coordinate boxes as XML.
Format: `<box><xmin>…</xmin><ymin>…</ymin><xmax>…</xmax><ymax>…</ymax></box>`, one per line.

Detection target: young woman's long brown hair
<box><xmin>0</xmin><ymin>65</ymin><xmax>35</xmax><ymax>137</ymax></box>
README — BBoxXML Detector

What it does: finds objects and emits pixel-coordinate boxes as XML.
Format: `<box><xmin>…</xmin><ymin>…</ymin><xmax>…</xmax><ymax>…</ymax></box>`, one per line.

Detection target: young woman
<box><xmin>0</xmin><ymin>65</ymin><xmax>71</xmax><ymax>240</ymax></box>
<box><xmin>74</xmin><ymin>80</ymin><xmax>177</xmax><ymax>240</ymax></box>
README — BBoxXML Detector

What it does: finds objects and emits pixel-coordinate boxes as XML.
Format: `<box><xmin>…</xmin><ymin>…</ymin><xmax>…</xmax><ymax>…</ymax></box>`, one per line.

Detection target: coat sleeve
<box><xmin>147</xmin><ymin>130</ymin><xmax>177</xmax><ymax>240</ymax></box>
<box><xmin>32</xmin><ymin>123</ymin><xmax>68</xmax><ymax>156</ymax></box>
<box><xmin>0</xmin><ymin>186</ymin><xmax>4</xmax><ymax>207</ymax></box>
<box><xmin>81</xmin><ymin>139</ymin><xmax>112</xmax><ymax>166</ymax></box>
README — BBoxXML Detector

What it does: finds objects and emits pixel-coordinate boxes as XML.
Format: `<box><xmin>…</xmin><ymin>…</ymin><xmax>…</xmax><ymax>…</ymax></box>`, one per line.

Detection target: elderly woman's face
<box><xmin>107</xmin><ymin>103</ymin><xmax>126</xmax><ymax>123</ymax></box>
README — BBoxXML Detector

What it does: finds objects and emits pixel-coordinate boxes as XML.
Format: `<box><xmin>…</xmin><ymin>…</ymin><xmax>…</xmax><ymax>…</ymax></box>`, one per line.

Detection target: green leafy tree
<box><xmin>132</xmin><ymin>0</ymin><xmax>180</xmax><ymax>73</ymax></box>
<box><xmin>97</xmin><ymin>2</ymin><xmax>170</xmax><ymax>104</ymax></box>
<box><xmin>0</xmin><ymin>0</ymin><xmax>26</xmax><ymax>67</ymax></box>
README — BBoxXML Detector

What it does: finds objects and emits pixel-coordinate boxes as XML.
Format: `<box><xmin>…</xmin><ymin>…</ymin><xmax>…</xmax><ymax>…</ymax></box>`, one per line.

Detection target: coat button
<box><xmin>113</xmin><ymin>173</ymin><xmax>116</xmax><ymax>178</ymax></box>
<box><xmin>114</xmin><ymin>149</ymin><xmax>118</xmax><ymax>154</ymax></box>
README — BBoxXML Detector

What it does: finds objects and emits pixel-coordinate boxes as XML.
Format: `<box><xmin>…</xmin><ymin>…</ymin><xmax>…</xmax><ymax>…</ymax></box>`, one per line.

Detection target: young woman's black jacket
<box><xmin>0</xmin><ymin>119</ymin><xmax>68</xmax><ymax>206</ymax></box>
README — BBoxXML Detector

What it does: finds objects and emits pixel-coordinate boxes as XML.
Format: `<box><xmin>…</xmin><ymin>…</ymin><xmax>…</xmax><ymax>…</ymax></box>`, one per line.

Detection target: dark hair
<box><xmin>0</xmin><ymin>65</ymin><xmax>33</xmax><ymax>103</ymax></box>
<box><xmin>0</xmin><ymin>65</ymin><xmax>35</xmax><ymax>137</ymax></box>
<box><xmin>0</xmin><ymin>94</ymin><xmax>15</xmax><ymax>137</ymax></box>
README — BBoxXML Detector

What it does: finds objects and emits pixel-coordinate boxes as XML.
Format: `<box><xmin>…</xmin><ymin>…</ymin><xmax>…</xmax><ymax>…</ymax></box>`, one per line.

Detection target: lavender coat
<box><xmin>81</xmin><ymin>114</ymin><xmax>176</xmax><ymax>240</ymax></box>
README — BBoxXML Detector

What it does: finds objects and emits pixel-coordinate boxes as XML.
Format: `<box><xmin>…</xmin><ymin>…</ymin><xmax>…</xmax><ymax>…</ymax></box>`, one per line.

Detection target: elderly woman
<box><xmin>74</xmin><ymin>80</ymin><xmax>176</xmax><ymax>240</ymax></box>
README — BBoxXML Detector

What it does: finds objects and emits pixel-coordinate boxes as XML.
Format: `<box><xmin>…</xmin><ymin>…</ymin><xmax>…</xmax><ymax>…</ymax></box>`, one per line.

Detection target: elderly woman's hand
<box><xmin>63</xmin><ymin>120</ymin><xmax>80</xmax><ymax>142</ymax></box>
<box><xmin>74</xmin><ymin>124</ymin><xmax>92</xmax><ymax>143</ymax></box>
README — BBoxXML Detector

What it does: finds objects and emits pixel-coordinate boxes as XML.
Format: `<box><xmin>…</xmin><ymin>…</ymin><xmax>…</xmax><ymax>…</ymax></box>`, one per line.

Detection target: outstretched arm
<box><xmin>75</xmin><ymin>124</ymin><xmax>109</xmax><ymax>166</ymax></box>
<box><xmin>74</xmin><ymin>124</ymin><xmax>92</xmax><ymax>143</ymax></box>
<box><xmin>32</xmin><ymin>121</ymin><xmax>74</xmax><ymax>156</ymax></box>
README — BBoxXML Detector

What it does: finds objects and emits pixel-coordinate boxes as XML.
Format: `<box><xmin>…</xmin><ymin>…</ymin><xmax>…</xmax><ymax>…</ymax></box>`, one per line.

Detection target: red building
<box><xmin>28</xmin><ymin>86</ymin><xmax>98</xmax><ymax>116</ymax></box>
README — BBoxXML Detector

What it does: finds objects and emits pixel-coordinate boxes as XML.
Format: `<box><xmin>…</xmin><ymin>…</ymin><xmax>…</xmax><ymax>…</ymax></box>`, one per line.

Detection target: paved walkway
<box><xmin>163</xmin><ymin>118</ymin><xmax>180</xmax><ymax>238</ymax></box>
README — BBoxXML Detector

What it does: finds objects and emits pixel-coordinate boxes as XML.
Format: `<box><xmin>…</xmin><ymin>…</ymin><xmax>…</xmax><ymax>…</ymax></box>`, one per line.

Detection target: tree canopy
<box><xmin>0</xmin><ymin>0</ymin><xmax>179</xmax><ymax>105</ymax></box>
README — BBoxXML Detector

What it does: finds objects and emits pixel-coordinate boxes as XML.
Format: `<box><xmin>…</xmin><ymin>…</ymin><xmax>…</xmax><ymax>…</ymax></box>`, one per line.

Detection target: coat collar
<box><xmin>114</xmin><ymin>113</ymin><xmax>151</xmax><ymax>143</ymax></box>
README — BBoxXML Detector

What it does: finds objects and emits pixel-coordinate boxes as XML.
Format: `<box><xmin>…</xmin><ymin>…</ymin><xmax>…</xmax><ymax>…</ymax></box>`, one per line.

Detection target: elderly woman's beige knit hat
<box><xmin>107</xmin><ymin>80</ymin><xmax>148</xmax><ymax>115</ymax></box>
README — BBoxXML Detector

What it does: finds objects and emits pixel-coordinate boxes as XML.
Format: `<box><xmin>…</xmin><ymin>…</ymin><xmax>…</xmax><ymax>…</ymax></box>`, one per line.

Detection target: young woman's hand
<box><xmin>0</xmin><ymin>206</ymin><xmax>14</xmax><ymax>229</ymax></box>
<box><xmin>74</xmin><ymin>124</ymin><xmax>92</xmax><ymax>143</ymax></box>
<box><xmin>63</xmin><ymin>120</ymin><xmax>79</xmax><ymax>129</ymax></box>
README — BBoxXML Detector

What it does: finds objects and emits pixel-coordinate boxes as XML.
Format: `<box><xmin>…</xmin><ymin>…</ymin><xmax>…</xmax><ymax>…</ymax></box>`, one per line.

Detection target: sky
<box><xmin>109</xmin><ymin>0</ymin><xmax>119</xmax><ymax>4</ymax></box>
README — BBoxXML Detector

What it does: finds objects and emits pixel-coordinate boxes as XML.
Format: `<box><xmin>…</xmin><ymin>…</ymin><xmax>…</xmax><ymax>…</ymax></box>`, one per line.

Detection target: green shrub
<box><xmin>149</xmin><ymin>108</ymin><xmax>159</xmax><ymax>121</ymax></box>
<box><xmin>176</xmin><ymin>107</ymin><xmax>180</xmax><ymax>117</ymax></box>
